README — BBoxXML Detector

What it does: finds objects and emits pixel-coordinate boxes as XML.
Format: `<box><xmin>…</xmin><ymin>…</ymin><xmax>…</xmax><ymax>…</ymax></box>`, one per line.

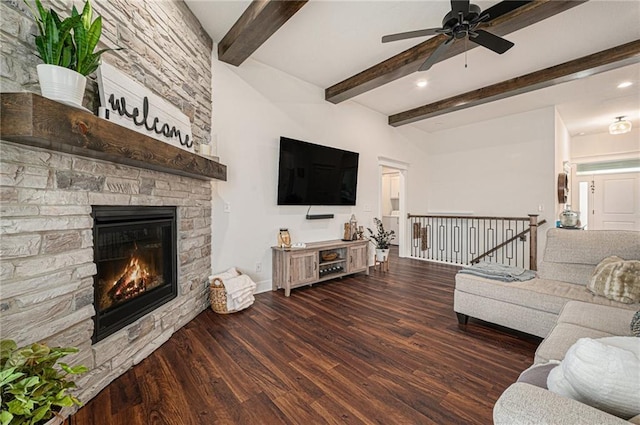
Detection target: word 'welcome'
<box><xmin>108</xmin><ymin>94</ymin><xmax>192</xmax><ymax>148</ymax></box>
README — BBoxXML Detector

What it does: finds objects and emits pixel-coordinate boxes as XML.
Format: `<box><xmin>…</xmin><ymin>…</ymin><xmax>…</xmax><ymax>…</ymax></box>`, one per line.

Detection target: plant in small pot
<box><xmin>367</xmin><ymin>217</ymin><xmax>396</xmax><ymax>262</ymax></box>
<box><xmin>24</xmin><ymin>0</ymin><xmax>120</xmax><ymax>107</ymax></box>
<box><xmin>0</xmin><ymin>339</ymin><xmax>88</xmax><ymax>425</ymax></box>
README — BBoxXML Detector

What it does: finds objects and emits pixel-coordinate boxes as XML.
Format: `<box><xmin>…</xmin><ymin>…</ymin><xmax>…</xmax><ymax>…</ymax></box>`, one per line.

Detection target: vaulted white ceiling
<box><xmin>186</xmin><ymin>0</ymin><xmax>640</xmax><ymax>136</ymax></box>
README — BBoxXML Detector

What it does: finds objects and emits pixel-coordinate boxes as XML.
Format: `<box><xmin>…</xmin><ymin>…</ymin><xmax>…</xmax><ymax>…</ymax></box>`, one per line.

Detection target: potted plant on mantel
<box><xmin>367</xmin><ymin>217</ymin><xmax>396</xmax><ymax>262</ymax></box>
<box><xmin>0</xmin><ymin>339</ymin><xmax>87</xmax><ymax>425</ymax></box>
<box><xmin>24</xmin><ymin>0</ymin><xmax>120</xmax><ymax>107</ymax></box>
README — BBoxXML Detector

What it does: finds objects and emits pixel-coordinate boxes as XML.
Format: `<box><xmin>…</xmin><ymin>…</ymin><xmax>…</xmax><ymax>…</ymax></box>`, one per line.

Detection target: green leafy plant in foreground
<box><xmin>367</xmin><ymin>217</ymin><xmax>396</xmax><ymax>250</ymax></box>
<box><xmin>1</xmin><ymin>339</ymin><xmax>87</xmax><ymax>425</ymax></box>
<box><xmin>24</xmin><ymin>0</ymin><xmax>121</xmax><ymax>76</ymax></box>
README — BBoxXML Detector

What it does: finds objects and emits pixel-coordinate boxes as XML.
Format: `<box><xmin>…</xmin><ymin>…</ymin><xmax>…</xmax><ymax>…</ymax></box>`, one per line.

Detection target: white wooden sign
<box><xmin>97</xmin><ymin>62</ymin><xmax>194</xmax><ymax>152</ymax></box>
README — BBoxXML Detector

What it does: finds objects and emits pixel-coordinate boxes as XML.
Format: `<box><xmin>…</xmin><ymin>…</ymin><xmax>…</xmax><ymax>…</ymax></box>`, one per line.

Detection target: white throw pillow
<box><xmin>547</xmin><ymin>336</ymin><xmax>640</xmax><ymax>419</ymax></box>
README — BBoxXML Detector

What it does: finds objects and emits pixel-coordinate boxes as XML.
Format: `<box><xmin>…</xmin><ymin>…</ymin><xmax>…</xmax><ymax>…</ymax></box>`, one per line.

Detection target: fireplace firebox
<box><xmin>92</xmin><ymin>206</ymin><xmax>177</xmax><ymax>343</ymax></box>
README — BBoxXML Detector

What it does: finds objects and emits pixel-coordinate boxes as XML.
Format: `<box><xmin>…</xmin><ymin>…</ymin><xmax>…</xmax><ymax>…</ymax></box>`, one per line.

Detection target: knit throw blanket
<box><xmin>458</xmin><ymin>262</ymin><xmax>536</xmax><ymax>282</ymax></box>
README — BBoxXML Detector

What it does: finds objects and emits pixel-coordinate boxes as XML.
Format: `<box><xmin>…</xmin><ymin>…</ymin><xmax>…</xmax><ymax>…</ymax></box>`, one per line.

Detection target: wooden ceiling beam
<box><xmin>325</xmin><ymin>0</ymin><xmax>585</xmax><ymax>104</ymax></box>
<box><xmin>218</xmin><ymin>0</ymin><xmax>308</xmax><ymax>66</ymax></box>
<box><xmin>388</xmin><ymin>40</ymin><xmax>640</xmax><ymax>127</ymax></box>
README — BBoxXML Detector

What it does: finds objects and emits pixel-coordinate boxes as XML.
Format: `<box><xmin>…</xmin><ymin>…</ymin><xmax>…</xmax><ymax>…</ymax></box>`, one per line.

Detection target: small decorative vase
<box><xmin>277</xmin><ymin>228</ymin><xmax>291</xmax><ymax>248</ymax></box>
<box><xmin>375</xmin><ymin>248</ymin><xmax>389</xmax><ymax>262</ymax></box>
<box><xmin>559</xmin><ymin>206</ymin><xmax>579</xmax><ymax>228</ymax></box>
<box><xmin>37</xmin><ymin>64</ymin><xmax>87</xmax><ymax>107</ymax></box>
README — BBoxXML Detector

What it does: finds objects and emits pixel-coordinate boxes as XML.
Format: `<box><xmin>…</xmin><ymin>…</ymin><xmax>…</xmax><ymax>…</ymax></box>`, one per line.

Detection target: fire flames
<box><xmin>108</xmin><ymin>257</ymin><xmax>150</xmax><ymax>302</ymax></box>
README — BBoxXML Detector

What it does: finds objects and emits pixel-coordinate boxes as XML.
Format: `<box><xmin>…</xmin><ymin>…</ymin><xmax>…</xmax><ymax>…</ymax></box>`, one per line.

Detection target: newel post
<box><xmin>528</xmin><ymin>214</ymin><xmax>539</xmax><ymax>271</ymax></box>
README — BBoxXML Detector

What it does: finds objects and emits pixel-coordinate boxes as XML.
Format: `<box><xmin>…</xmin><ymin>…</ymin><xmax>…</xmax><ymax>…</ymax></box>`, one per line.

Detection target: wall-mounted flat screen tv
<box><xmin>277</xmin><ymin>137</ymin><xmax>359</xmax><ymax>206</ymax></box>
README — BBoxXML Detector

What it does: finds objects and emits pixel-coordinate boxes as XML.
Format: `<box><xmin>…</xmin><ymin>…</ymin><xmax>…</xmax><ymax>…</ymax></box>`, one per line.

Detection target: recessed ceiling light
<box><xmin>578</xmin><ymin>132</ymin><xmax>585</xmax><ymax>136</ymax></box>
<box><xmin>617</xmin><ymin>81</ymin><xmax>633</xmax><ymax>89</ymax></box>
<box><xmin>416</xmin><ymin>80</ymin><xmax>428</xmax><ymax>88</ymax></box>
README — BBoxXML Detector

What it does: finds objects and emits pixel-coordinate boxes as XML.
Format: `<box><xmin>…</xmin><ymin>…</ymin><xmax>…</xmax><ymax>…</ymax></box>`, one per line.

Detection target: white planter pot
<box><xmin>37</xmin><ymin>64</ymin><xmax>86</xmax><ymax>107</ymax></box>
<box><xmin>375</xmin><ymin>248</ymin><xmax>389</xmax><ymax>262</ymax></box>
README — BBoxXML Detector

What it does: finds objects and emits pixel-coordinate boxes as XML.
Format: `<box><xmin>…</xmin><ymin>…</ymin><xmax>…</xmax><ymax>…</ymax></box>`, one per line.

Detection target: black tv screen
<box><xmin>277</xmin><ymin>137</ymin><xmax>359</xmax><ymax>206</ymax></box>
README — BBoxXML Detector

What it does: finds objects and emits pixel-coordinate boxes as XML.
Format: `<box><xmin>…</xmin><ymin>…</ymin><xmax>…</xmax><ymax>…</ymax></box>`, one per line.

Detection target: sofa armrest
<box><xmin>494</xmin><ymin>383</ymin><xmax>630</xmax><ymax>425</ymax></box>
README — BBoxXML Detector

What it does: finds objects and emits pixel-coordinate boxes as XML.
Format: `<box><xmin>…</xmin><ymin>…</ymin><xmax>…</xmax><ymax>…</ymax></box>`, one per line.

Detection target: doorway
<box><xmin>572</xmin><ymin>171</ymin><xmax>640</xmax><ymax>230</ymax></box>
<box><xmin>378</xmin><ymin>157</ymin><xmax>408</xmax><ymax>257</ymax></box>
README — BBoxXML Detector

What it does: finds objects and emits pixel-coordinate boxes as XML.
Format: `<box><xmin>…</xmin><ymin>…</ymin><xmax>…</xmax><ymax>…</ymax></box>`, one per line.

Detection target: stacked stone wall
<box><xmin>1</xmin><ymin>0</ymin><xmax>214</xmax><ymax>403</ymax></box>
<box><xmin>0</xmin><ymin>0</ymin><xmax>213</xmax><ymax>150</ymax></box>
<box><xmin>0</xmin><ymin>141</ymin><xmax>213</xmax><ymax>402</ymax></box>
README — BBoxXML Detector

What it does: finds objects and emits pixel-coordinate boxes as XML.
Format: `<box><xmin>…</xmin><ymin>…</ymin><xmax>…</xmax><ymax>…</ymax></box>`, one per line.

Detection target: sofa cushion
<box><xmin>538</xmin><ymin>261</ymin><xmax>596</xmax><ymax>286</ymax></box>
<box><xmin>587</xmin><ymin>256</ymin><xmax>640</xmax><ymax>304</ymax></box>
<box><xmin>455</xmin><ymin>273</ymin><xmax>638</xmax><ymax>316</ymax></box>
<box><xmin>556</xmin><ymin>301</ymin><xmax>638</xmax><ymax>335</ymax></box>
<box><xmin>534</xmin><ymin>302</ymin><xmax>637</xmax><ymax>364</ymax></box>
<box><xmin>538</xmin><ymin>229</ymin><xmax>640</xmax><ymax>285</ymax></box>
<box><xmin>547</xmin><ymin>336</ymin><xmax>640</xmax><ymax>419</ymax></box>
<box><xmin>535</xmin><ymin>323</ymin><xmax>615</xmax><ymax>364</ymax></box>
<box><xmin>542</xmin><ymin>229</ymin><xmax>640</xmax><ymax>265</ymax></box>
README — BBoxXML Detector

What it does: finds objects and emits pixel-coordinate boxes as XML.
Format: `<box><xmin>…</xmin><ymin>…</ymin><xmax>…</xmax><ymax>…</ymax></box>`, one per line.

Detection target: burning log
<box><xmin>108</xmin><ymin>257</ymin><xmax>150</xmax><ymax>302</ymax></box>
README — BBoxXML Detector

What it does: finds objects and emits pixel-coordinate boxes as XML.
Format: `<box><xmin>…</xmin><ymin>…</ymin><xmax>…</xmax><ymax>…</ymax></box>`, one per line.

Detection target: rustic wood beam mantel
<box><xmin>0</xmin><ymin>93</ymin><xmax>227</xmax><ymax>181</ymax></box>
<box><xmin>218</xmin><ymin>0</ymin><xmax>308</xmax><ymax>66</ymax></box>
<box><xmin>388</xmin><ymin>39</ymin><xmax>640</xmax><ymax>126</ymax></box>
<box><xmin>325</xmin><ymin>0</ymin><xmax>585</xmax><ymax>104</ymax></box>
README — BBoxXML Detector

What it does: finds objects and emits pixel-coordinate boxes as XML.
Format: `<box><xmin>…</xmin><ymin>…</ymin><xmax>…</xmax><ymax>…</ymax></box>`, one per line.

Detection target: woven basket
<box><xmin>209</xmin><ymin>271</ymin><xmax>242</xmax><ymax>314</ymax></box>
<box><xmin>321</xmin><ymin>252</ymin><xmax>338</xmax><ymax>261</ymax></box>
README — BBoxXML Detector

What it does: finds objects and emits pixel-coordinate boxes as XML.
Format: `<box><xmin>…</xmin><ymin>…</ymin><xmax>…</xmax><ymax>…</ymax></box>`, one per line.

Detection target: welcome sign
<box><xmin>97</xmin><ymin>62</ymin><xmax>194</xmax><ymax>153</ymax></box>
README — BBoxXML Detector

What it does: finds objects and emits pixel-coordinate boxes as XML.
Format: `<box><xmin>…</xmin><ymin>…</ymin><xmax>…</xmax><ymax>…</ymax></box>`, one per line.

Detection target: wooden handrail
<box><xmin>408</xmin><ymin>213</ymin><xmax>531</xmax><ymax>221</ymax></box>
<box><xmin>471</xmin><ymin>219</ymin><xmax>547</xmax><ymax>265</ymax></box>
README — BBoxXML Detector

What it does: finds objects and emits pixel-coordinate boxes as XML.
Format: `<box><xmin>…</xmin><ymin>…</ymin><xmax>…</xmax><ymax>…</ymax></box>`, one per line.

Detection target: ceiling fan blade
<box><xmin>481</xmin><ymin>0</ymin><xmax>531</xmax><ymax>22</ymax></box>
<box><xmin>470</xmin><ymin>29</ymin><xmax>514</xmax><ymax>54</ymax></box>
<box><xmin>451</xmin><ymin>0</ymin><xmax>470</xmax><ymax>19</ymax></box>
<box><xmin>382</xmin><ymin>28</ymin><xmax>441</xmax><ymax>43</ymax></box>
<box><xmin>419</xmin><ymin>37</ymin><xmax>454</xmax><ymax>72</ymax></box>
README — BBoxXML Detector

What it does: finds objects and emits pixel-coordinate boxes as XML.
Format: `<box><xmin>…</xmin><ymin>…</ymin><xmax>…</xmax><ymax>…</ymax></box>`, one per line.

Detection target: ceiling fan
<box><xmin>382</xmin><ymin>0</ymin><xmax>527</xmax><ymax>71</ymax></box>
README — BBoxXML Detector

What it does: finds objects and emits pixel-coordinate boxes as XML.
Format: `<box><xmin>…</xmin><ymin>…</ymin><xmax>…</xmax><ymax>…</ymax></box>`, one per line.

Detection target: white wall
<box><xmin>554</xmin><ymin>110</ymin><xmax>571</xmax><ymax>218</ymax></box>
<box><xmin>571</xmin><ymin>128</ymin><xmax>640</xmax><ymax>163</ymax></box>
<box><xmin>421</xmin><ymin>107</ymin><xmax>558</xmax><ymax>262</ymax></box>
<box><xmin>210</xmin><ymin>51</ymin><xmax>429</xmax><ymax>290</ymax></box>
<box><xmin>423</xmin><ymin>107</ymin><xmax>557</xmax><ymax>217</ymax></box>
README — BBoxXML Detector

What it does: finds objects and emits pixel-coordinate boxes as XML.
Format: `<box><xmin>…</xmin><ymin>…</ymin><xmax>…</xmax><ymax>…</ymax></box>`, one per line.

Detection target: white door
<box><xmin>574</xmin><ymin>172</ymin><xmax>640</xmax><ymax>230</ymax></box>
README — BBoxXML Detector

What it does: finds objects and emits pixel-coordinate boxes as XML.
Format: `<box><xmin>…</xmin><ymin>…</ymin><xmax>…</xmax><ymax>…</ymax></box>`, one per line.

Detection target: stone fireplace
<box><xmin>1</xmin><ymin>0</ymin><xmax>219</xmax><ymax>410</ymax></box>
<box><xmin>92</xmin><ymin>206</ymin><xmax>178</xmax><ymax>343</ymax></box>
<box><xmin>0</xmin><ymin>127</ymin><xmax>220</xmax><ymax>403</ymax></box>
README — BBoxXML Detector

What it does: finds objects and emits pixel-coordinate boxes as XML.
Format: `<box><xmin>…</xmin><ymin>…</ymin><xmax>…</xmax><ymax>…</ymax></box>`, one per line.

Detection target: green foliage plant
<box><xmin>24</xmin><ymin>0</ymin><xmax>121</xmax><ymax>76</ymax></box>
<box><xmin>0</xmin><ymin>339</ymin><xmax>88</xmax><ymax>425</ymax></box>
<box><xmin>23</xmin><ymin>0</ymin><xmax>80</xmax><ymax>69</ymax></box>
<box><xmin>70</xmin><ymin>0</ymin><xmax>119</xmax><ymax>75</ymax></box>
<box><xmin>367</xmin><ymin>217</ymin><xmax>396</xmax><ymax>250</ymax></box>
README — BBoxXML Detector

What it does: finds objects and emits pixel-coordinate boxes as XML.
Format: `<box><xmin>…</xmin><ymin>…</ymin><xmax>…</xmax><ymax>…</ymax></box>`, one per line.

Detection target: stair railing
<box><xmin>407</xmin><ymin>214</ymin><xmax>543</xmax><ymax>270</ymax></box>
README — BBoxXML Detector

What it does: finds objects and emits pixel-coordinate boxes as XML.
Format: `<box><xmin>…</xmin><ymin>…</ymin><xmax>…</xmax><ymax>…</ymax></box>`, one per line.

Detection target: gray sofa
<box><xmin>493</xmin><ymin>300</ymin><xmax>638</xmax><ymax>424</ymax></box>
<box><xmin>454</xmin><ymin>228</ymin><xmax>640</xmax><ymax>338</ymax></box>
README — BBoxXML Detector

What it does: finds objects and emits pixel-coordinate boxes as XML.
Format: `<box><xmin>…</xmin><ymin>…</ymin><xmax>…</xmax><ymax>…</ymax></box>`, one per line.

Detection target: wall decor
<box><xmin>557</xmin><ymin>172</ymin><xmax>568</xmax><ymax>203</ymax></box>
<box><xmin>97</xmin><ymin>62</ymin><xmax>194</xmax><ymax>152</ymax></box>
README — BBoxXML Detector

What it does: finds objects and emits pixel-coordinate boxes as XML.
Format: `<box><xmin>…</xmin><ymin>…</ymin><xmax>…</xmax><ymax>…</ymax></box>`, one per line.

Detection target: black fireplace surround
<box><xmin>92</xmin><ymin>206</ymin><xmax>177</xmax><ymax>343</ymax></box>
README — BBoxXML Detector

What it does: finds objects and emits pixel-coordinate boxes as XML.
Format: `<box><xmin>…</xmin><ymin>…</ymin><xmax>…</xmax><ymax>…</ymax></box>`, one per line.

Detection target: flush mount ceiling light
<box><xmin>617</xmin><ymin>81</ymin><xmax>633</xmax><ymax>89</ymax></box>
<box><xmin>416</xmin><ymin>79</ymin><xmax>428</xmax><ymax>88</ymax></box>
<box><xmin>609</xmin><ymin>116</ymin><xmax>632</xmax><ymax>135</ymax></box>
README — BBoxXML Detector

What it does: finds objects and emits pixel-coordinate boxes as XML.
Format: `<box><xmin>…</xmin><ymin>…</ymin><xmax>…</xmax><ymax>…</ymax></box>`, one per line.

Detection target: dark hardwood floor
<box><xmin>72</xmin><ymin>250</ymin><xmax>540</xmax><ymax>425</ymax></box>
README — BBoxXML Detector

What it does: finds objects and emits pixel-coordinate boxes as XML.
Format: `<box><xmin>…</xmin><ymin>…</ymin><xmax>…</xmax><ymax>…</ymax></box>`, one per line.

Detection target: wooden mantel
<box><xmin>0</xmin><ymin>93</ymin><xmax>227</xmax><ymax>181</ymax></box>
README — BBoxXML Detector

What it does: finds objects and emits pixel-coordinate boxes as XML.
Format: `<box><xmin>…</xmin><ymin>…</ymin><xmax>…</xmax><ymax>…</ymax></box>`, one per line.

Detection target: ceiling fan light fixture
<box><xmin>609</xmin><ymin>116</ymin><xmax>632</xmax><ymax>135</ymax></box>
